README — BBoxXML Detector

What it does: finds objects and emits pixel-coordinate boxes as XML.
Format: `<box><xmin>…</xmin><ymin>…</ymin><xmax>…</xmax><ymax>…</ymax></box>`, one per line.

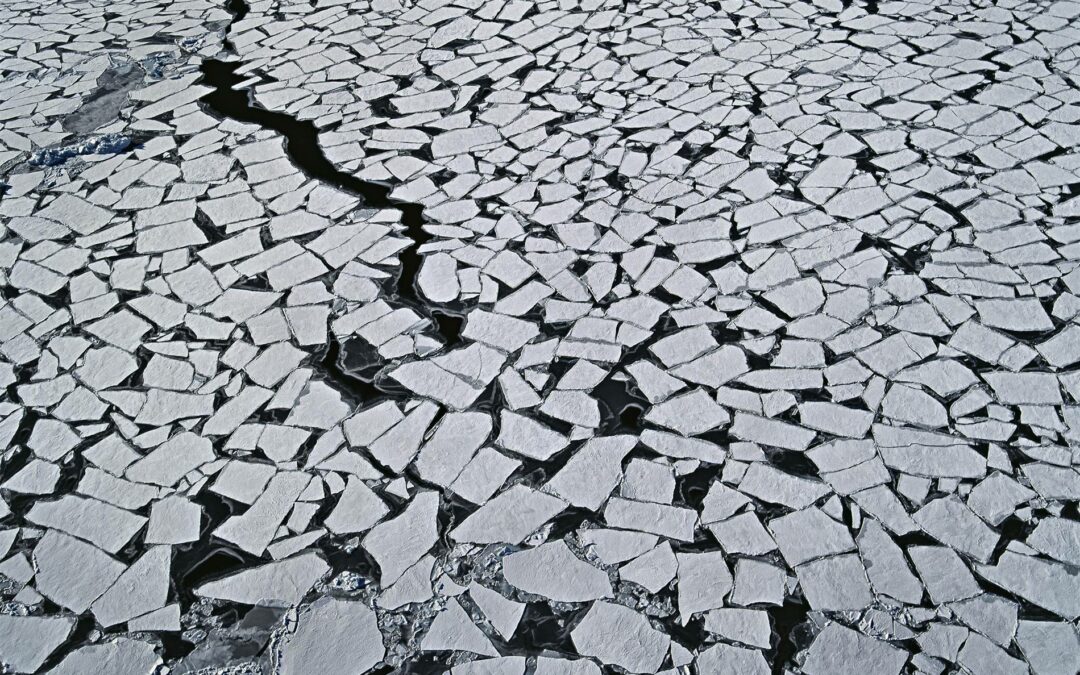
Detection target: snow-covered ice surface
<box><xmin>2</xmin><ymin>0</ymin><xmax>1080</xmax><ymax>672</ymax></box>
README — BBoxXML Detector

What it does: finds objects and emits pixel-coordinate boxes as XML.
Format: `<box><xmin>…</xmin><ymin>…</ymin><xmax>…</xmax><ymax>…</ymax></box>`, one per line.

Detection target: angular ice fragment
<box><xmin>503</xmin><ymin>540</ymin><xmax>612</xmax><ymax>602</ymax></box>
<box><xmin>278</xmin><ymin>597</ymin><xmax>385</xmax><ymax>675</ymax></box>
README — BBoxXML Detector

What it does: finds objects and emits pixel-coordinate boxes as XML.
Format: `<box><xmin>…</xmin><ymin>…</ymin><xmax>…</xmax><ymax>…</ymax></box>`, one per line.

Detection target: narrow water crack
<box><xmin>197</xmin><ymin>59</ymin><xmax>431</xmax><ymax>307</ymax></box>
<box><xmin>196</xmin><ymin>51</ymin><xmax>448</xmax><ymax>400</ymax></box>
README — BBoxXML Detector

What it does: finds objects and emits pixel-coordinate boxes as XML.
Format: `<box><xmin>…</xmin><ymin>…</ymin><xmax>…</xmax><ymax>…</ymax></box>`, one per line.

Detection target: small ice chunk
<box><xmin>419</xmin><ymin>253</ymin><xmax>460</xmax><ymax>303</ymax></box>
<box><xmin>880</xmin><ymin>384</ymin><xmax>947</xmax><ymax>428</ymax></box>
<box><xmin>967</xmin><ymin>473</ymin><xmax>1036</xmax><ymax>526</ymax></box>
<box><xmin>639</xmin><ymin>430</ymin><xmax>727</xmax><ymax>464</ymax></box>
<box><xmin>27</xmin><ymin>495</ymin><xmax>146</xmax><ymax>554</ymax></box>
<box><xmin>874</xmin><ymin>425</ymin><xmax>986</xmax><ymax>478</ymax></box>
<box><xmin>571</xmin><ymin>601</ymin><xmax>671</xmax><ymax>673</ymax></box>
<box><xmin>543</xmin><ymin>435</ymin><xmax>636</xmax><ymax>510</ymax></box>
<box><xmin>90</xmin><ymin>546</ymin><xmax>170</xmax><ymax>627</ymax></box>
<box><xmin>503</xmin><ymin>540</ymin><xmax>612</xmax><ymax>602</ymax></box>
<box><xmin>195</xmin><ymin>552</ymin><xmax>329</xmax><ymax>607</ymax></box>
<box><xmin>913</xmin><ymin>496</ymin><xmax>998</xmax><ymax>563</ymax></box>
<box><xmin>451</xmin><ymin>657</ymin><xmax>527</xmax><ymax>675</ymax></box>
<box><xmin>469</xmin><ymin>583</ymin><xmax>524</xmax><ymax>640</ymax></box>
<box><xmin>857</xmin><ymin>519</ymin><xmax>923</xmax><ymax>604</ymax></box>
<box><xmin>695</xmin><ymin>643</ymin><xmax>769</xmax><ymax>674</ymax></box>
<box><xmin>1016</xmin><ymin>620</ymin><xmax>1080</xmax><ymax>675</ymax></box>
<box><xmin>708</xmin><ymin>513</ymin><xmax>777</xmax><ymax>556</ymax></box>
<box><xmin>769</xmin><ymin>507</ymin><xmax>855</xmax><ymax>566</ymax></box>
<box><xmin>379</xmin><ymin>555</ymin><xmax>435</xmax><ymax>610</ymax></box>
<box><xmin>975</xmin><ymin>298</ymin><xmax>1054</xmax><ymax>333</ymax></box>
<box><xmin>703</xmin><ymin>608</ymin><xmax>771</xmax><ymax>648</ymax></box>
<box><xmin>798</xmin><ymin>401</ymin><xmax>874</xmax><ymax>438</ymax></box>
<box><xmin>213</xmin><ymin>471</ymin><xmax>310</xmax><ymax>555</ymax></box>
<box><xmin>2</xmin><ymin>458</ymin><xmax>60</xmax><ymax>494</ymax></box>
<box><xmin>538</xmin><ymin>390</ymin><xmax>601</xmax><ymax>428</ymax></box>
<box><xmin>46</xmin><ymin>637</ymin><xmax>160</xmax><ymax>675</ymax></box>
<box><xmin>146</xmin><ymin>496</ymin><xmax>202</xmax><ymax>544</ymax></box>
<box><xmin>951</xmin><ymin>594</ymin><xmax>1018</xmax><ymax>647</ymax></box>
<box><xmin>431</xmin><ymin>125</ymin><xmax>502</xmax><ymax>158</ymax></box>
<box><xmin>730</xmin><ymin>559</ymin><xmax>787</xmax><ymax>607</ymax></box>
<box><xmin>1026</xmin><ymin>517</ymin><xmax>1080</xmax><ymax>566</ymax></box>
<box><xmin>414</xmin><ymin>412</ymin><xmax>492</xmax><ymax>487</ymax></box>
<box><xmin>737</xmin><ymin>463</ymin><xmax>830</xmax><ymax>510</ymax></box>
<box><xmin>958</xmin><ymin>632</ymin><xmax>1027</xmax><ymax>675</ymax></box>
<box><xmin>369</xmin><ymin>401</ymin><xmax>439</xmax><ymax>473</ymax></box>
<box><xmin>796</xmin><ymin>554</ymin><xmax>874</xmax><ymax>611</ymax></box>
<box><xmin>916</xmin><ymin>622</ymin><xmax>967</xmax><ymax>662</ymax></box>
<box><xmin>450</xmin><ymin>447</ymin><xmax>521</xmax><ymax>505</ymax></box>
<box><xmin>278</xmin><ymin>597</ymin><xmax>385</xmax><ymax>675</ymax></box>
<box><xmin>730</xmin><ymin>412</ymin><xmax>816</xmax><ymax>451</ymax></box>
<box><xmin>802</xmin><ymin>623</ymin><xmax>907</xmax><ymax>675</ymax></box>
<box><xmin>626</xmin><ymin>360</ymin><xmax>687</xmax><ymax>403</ymax></box>
<box><xmin>976</xmin><ymin>551</ymin><xmax>1080</xmax><ymax>620</ymax></box>
<box><xmin>211</xmin><ymin>460</ymin><xmax>276</xmax><ymax>504</ymax></box>
<box><xmin>451</xmin><ymin>485</ymin><xmax>566</xmax><ymax>544</ymax></box>
<box><xmin>534</xmin><ymin>657</ymin><xmax>600</xmax><ymax>675</ymax></box>
<box><xmin>462</xmin><ymin>310</ymin><xmax>539</xmax><ymax>352</ymax></box>
<box><xmin>32</xmin><ymin>530</ymin><xmax>124</xmax><ymax>613</ymax></box>
<box><xmin>421</xmin><ymin>598</ymin><xmax>498</xmax><ymax>656</ymax></box>
<box><xmin>363</xmin><ymin>491</ymin><xmax>439</xmax><ymax>585</ymax></box>
<box><xmin>126</xmin><ymin>431</ymin><xmax>215</xmax><ymax>487</ymax></box>
<box><xmin>677</xmin><ymin>550</ymin><xmax>733</xmax><ymax>622</ymax></box>
<box><xmin>621</xmin><ymin>459</ymin><xmax>675</xmax><ymax>504</ymax></box>
<box><xmin>581</xmin><ymin>529</ymin><xmax>659</xmax><ymax>566</ymax></box>
<box><xmin>497</xmin><ymin>411</ymin><xmax>569</xmax><ymax>460</ymax></box>
<box><xmin>604</xmin><ymin>497</ymin><xmax>697</xmax><ymax>541</ymax></box>
<box><xmin>983</xmin><ymin>372</ymin><xmax>1062</xmax><ymax>405</ymax></box>
<box><xmin>325</xmin><ymin>477</ymin><xmax>389</xmax><ymax>535</ymax></box>
<box><xmin>0</xmin><ymin>614</ymin><xmax>75</xmax><ymax>672</ymax></box>
<box><xmin>643</xmin><ymin>388</ymin><xmax>730</xmax><ymax>435</ymax></box>
<box><xmin>620</xmin><ymin>543</ymin><xmax>677</xmax><ymax>594</ymax></box>
<box><xmin>909</xmin><ymin>546</ymin><xmax>981</xmax><ymax>604</ymax></box>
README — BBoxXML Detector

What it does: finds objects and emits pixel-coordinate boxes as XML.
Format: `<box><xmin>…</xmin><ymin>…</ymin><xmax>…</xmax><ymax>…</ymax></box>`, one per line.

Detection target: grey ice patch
<box><xmin>64</xmin><ymin>62</ymin><xmax>145</xmax><ymax>135</ymax></box>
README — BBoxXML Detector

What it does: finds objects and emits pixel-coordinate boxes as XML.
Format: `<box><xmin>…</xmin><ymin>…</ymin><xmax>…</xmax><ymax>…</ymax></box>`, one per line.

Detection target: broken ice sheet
<box><xmin>6</xmin><ymin>0</ymin><xmax>1080</xmax><ymax>671</ymax></box>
